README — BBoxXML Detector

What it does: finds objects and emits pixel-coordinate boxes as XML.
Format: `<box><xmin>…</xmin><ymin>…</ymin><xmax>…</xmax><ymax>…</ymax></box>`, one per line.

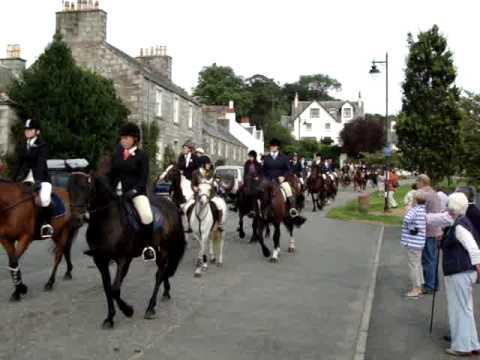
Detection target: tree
<box><xmin>396</xmin><ymin>25</ymin><xmax>462</xmax><ymax>182</ymax></box>
<box><xmin>8</xmin><ymin>34</ymin><xmax>129</xmax><ymax>166</ymax></box>
<box><xmin>459</xmin><ymin>91</ymin><xmax>480</xmax><ymax>186</ymax></box>
<box><xmin>282</xmin><ymin>74</ymin><xmax>341</xmax><ymax>104</ymax></box>
<box><xmin>141</xmin><ymin>121</ymin><xmax>160</xmax><ymax>180</ymax></box>
<box><xmin>193</xmin><ymin>63</ymin><xmax>252</xmax><ymax>116</ymax></box>
<box><xmin>340</xmin><ymin>117</ymin><xmax>385</xmax><ymax>157</ymax></box>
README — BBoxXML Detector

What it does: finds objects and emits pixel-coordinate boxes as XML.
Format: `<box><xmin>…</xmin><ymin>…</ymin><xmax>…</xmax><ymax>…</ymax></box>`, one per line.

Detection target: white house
<box><xmin>283</xmin><ymin>95</ymin><xmax>364</xmax><ymax>145</ymax></box>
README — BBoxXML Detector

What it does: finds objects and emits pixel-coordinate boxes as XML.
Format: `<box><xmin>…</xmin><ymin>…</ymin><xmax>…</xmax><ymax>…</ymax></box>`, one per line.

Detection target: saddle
<box><xmin>122</xmin><ymin>199</ymin><xmax>164</xmax><ymax>234</ymax></box>
<box><xmin>31</xmin><ymin>187</ymin><xmax>66</xmax><ymax>219</ymax></box>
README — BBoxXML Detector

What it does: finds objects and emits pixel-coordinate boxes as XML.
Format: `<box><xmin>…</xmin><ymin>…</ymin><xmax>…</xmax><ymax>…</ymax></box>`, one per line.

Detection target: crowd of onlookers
<box><xmin>400</xmin><ymin>175</ymin><xmax>480</xmax><ymax>356</ymax></box>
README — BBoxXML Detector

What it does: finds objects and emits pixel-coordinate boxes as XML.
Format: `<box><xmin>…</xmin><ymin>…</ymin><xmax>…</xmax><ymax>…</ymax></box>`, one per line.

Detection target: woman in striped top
<box><xmin>400</xmin><ymin>191</ymin><xmax>427</xmax><ymax>298</ymax></box>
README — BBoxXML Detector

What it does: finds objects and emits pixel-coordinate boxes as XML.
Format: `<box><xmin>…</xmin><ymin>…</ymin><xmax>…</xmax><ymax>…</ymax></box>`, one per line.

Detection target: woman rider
<box><xmin>108</xmin><ymin>123</ymin><xmax>155</xmax><ymax>262</ymax></box>
<box><xmin>12</xmin><ymin>119</ymin><xmax>54</xmax><ymax>238</ymax></box>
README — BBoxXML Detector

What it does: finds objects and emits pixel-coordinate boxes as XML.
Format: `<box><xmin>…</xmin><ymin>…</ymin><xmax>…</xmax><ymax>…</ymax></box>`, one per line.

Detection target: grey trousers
<box><xmin>445</xmin><ymin>271</ymin><xmax>480</xmax><ymax>352</ymax></box>
<box><xmin>406</xmin><ymin>248</ymin><xmax>424</xmax><ymax>289</ymax></box>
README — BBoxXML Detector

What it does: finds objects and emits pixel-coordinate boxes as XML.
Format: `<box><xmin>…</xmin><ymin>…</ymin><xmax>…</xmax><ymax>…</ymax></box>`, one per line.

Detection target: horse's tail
<box><xmin>165</xmin><ymin>218</ymin><xmax>187</xmax><ymax>278</ymax></box>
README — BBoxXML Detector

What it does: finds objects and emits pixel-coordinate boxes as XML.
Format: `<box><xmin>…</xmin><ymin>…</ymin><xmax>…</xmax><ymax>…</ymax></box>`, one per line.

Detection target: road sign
<box><xmin>384</xmin><ymin>146</ymin><xmax>392</xmax><ymax>157</ymax></box>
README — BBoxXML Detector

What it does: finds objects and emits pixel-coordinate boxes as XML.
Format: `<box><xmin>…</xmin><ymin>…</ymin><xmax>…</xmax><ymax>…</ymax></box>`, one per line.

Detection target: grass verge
<box><xmin>327</xmin><ymin>185</ymin><xmax>411</xmax><ymax>226</ymax></box>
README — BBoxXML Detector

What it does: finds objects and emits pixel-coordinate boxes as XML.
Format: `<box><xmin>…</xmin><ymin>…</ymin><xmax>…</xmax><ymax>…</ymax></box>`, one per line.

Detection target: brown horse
<box><xmin>256</xmin><ymin>174</ymin><xmax>306</xmax><ymax>262</ymax></box>
<box><xmin>306</xmin><ymin>166</ymin><xmax>326</xmax><ymax>212</ymax></box>
<box><xmin>0</xmin><ymin>181</ymin><xmax>78</xmax><ymax>301</ymax></box>
<box><xmin>353</xmin><ymin>169</ymin><xmax>367</xmax><ymax>192</ymax></box>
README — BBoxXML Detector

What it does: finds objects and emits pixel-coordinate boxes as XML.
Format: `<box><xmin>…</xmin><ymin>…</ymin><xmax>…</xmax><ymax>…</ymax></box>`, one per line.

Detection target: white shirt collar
<box><xmin>128</xmin><ymin>146</ymin><xmax>137</xmax><ymax>155</ymax></box>
<box><xmin>28</xmin><ymin>137</ymin><xmax>37</xmax><ymax>146</ymax></box>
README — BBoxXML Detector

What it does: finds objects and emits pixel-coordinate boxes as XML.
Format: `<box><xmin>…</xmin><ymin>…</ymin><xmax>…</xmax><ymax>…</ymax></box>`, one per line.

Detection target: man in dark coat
<box><xmin>12</xmin><ymin>119</ymin><xmax>54</xmax><ymax>238</ymax></box>
<box><xmin>290</xmin><ymin>153</ymin><xmax>304</xmax><ymax>178</ymax></box>
<box><xmin>177</xmin><ymin>142</ymin><xmax>199</xmax><ymax>181</ymax></box>
<box><xmin>243</xmin><ymin>150</ymin><xmax>263</xmax><ymax>183</ymax></box>
<box><xmin>457</xmin><ymin>186</ymin><xmax>480</xmax><ymax>241</ymax></box>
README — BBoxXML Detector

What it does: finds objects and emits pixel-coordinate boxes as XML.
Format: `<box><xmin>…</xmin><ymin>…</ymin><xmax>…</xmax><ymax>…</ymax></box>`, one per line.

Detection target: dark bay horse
<box><xmin>236</xmin><ymin>176</ymin><xmax>262</xmax><ymax>243</ymax></box>
<box><xmin>306</xmin><ymin>166</ymin><xmax>326</xmax><ymax>212</ymax></box>
<box><xmin>256</xmin><ymin>174</ymin><xmax>306</xmax><ymax>262</ymax></box>
<box><xmin>67</xmin><ymin>173</ymin><xmax>186</xmax><ymax>328</ymax></box>
<box><xmin>354</xmin><ymin>169</ymin><xmax>367</xmax><ymax>192</ymax></box>
<box><xmin>0</xmin><ymin>181</ymin><xmax>79</xmax><ymax>301</ymax></box>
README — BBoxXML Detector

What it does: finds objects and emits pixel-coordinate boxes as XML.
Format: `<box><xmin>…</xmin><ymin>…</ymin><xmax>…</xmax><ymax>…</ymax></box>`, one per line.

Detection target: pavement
<box><xmin>365</xmin><ymin>226</ymin><xmax>480</xmax><ymax>359</ymax></box>
<box><xmin>0</xmin><ymin>187</ymin><xmax>383</xmax><ymax>360</ymax></box>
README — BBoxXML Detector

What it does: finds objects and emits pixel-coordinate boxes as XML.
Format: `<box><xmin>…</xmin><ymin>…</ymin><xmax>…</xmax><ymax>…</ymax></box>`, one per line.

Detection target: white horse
<box><xmin>189</xmin><ymin>181</ymin><xmax>226</xmax><ymax>277</ymax></box>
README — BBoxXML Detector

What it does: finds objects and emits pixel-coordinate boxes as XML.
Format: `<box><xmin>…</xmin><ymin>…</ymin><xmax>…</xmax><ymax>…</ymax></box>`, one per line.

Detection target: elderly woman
<box><xmin>440</xmin><ymin>192</ymin><xmax>480</xmax><ymax>356</ymax></box>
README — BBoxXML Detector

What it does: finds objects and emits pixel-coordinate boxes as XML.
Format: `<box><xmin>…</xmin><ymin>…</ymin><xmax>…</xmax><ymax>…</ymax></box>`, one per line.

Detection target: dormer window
<box><xmin>310</xmin><ymin>108</ymin><xmax>320</xmax><ymax>118</ymax></box>
<box><xmin>343</xmin><ymin>108</ymin><xmax>352</xmax><ymax>119</ymax></box>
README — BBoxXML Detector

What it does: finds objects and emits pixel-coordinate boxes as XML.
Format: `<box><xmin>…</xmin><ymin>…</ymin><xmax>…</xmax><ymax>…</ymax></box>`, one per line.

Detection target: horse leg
<box><xmin>1</xmin><ymin>239</ymin><xmax>28</xmax><ymax>302</ymax></box>
<box><xmin>209</xmin><ymin>232</ymin><xmax>216</xmax><ymax>264</ymax></box>
<box><xmin>162</xmin><ymin>278</ymin><xmax>171</xmax><ymax>301</ymax></box>
<box><xmin>194</xmin><ymin>232</ymin><xmax>206</xmax><ymax>278</ymax></box>
<box><xmin>256</xmin><ymin>220</ymin><xmax>271</xmax><ymax>258</ymax></box>
<box><xmin>287</xmin><ymin>223</ymin><xmax>296</xmax><ymax>253</ymax></box>
<box><xmin>249</xmin><ymin>216</ymin><xmax>258</xmax><ymax>243</ymax></box>
<box><xmin>238</xmin><ymin>214</ymin><xmax>246</xmax><ymax>239</ymax></box>
<box><xmin>216</xmin><ymin>230</ymin><xmax>224</xmax><ymax>267</ymax></box>
<box><xmin>311</xmin><ymin>192</ymin><xmax>317</xmax><ymax>212</ymax></box>
<box><xmin>270</xmin><ymin>224</ymin><xmax>281</xmax><ymax>263</ymax></box>
<box><xmin>111</xmin><ymin>258</ymin><xmax>134</xmax><ymax>318</ymax></box>
<box><xmin>44</xmin><ymin>233</ymin><xmax>65</xmax><ymax>291</ymax></box>
<box><xmin>63</xmin><ymin>226</ymin><xmax>79</xmax><ymax>280</ymax></box>
<box><xmin>145</xmin><ymin>255</ymin><xmax>167</xmax><ymax>319</ymax></box>
<box><xmin>94</xmin><ymin>257</ymin><xmax>116</xmax><ymax>329</ymax></box>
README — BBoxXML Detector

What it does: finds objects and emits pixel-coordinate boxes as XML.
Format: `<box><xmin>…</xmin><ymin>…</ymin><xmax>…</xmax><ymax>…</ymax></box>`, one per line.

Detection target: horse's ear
<box><xmin>96</xmin><ymin>153</ymin><xmax>112</xmax><ymax>177</ymax></box>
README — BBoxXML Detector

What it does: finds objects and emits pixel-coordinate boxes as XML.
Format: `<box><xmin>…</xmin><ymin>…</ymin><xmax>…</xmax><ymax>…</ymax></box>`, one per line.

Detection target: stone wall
<box><xmin>0</xmin><ymin>104</ymin><xmax>17</xmax><ymax>156</ymax></box>
<box><xmin>56</xmin><ymin>9</ymin><xmax>107</xmax><ymax>44</ymax></box>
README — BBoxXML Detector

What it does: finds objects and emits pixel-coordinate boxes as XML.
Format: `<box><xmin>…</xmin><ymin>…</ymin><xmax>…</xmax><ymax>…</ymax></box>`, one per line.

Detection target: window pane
<box><xmin>310</xmin><ymin>108</ymin><xmax>320</xmax><ymax>118</ymax></box>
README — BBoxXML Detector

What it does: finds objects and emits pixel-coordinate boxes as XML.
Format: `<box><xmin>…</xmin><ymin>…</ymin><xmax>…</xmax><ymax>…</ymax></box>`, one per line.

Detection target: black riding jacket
<box><xmin>108</xmin><ymin>145</ymin><xmax>149</xmax><ymax>195</ymax></box>
<box><xmin>13</xmin><ymin>137</ymin><xmax>51</xmax><ymax>183</ymax></box>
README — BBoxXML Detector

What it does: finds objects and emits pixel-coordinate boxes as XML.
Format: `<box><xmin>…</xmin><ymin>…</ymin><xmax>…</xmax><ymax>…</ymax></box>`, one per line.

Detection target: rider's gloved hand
<box><xmin>278</xmin><ymin>176</ymin><xmax>285</xmax><ymax>183</ymax></box>
<box><xmin>124</xmin><ymin>189</ymin><xmax>138</xmax><ymax>199</ymax></box>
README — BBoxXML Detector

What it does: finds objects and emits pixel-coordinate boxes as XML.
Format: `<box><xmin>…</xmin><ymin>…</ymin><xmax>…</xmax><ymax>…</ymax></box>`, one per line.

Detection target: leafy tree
<box><xmin>8</xmin><ymin>33</ymin><xmax>129</xmax><ymax>166</ymax></box>
<box><xmin>459</xmin><ymin>91</ymin><xmax>480</xmax><ymax>186</ymax></box>
<box><xmin>282</xmin><ymin>74</ymin><xmax>341</xmax><ymax>104</ymax></box>
<box><xmin>340</xmin><ymin>117</ymin><xmax>385</xmax><ymax>157</ymax></box>
<box><xmin>141</xmin><ymin>121</ymin><xmax>160</xmax><ymax>180</ymax></box>
<box><xmin>396</xmin><ymin>25</ymin><xmax>462</xmax><ymax>182</ymax></box>
<box><xmin>193</xmin><ymin>63</ymin><xmax>252</xmax><ymax>116</ymax></box>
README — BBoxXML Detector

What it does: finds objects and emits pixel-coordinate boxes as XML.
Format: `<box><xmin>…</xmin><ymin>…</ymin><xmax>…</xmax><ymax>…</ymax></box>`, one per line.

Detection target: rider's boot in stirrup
<box><xmin>39</xmin><ymin>205</ymin><xmax>54</xmax><ymax>239</ymax></box>
<box><xmin>142</xmin><ymin>223</ymin><xmax>156</xmax><ymax>262</ymax></box>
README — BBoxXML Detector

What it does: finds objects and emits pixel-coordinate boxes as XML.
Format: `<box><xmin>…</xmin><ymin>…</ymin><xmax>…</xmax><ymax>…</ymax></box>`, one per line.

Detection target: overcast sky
<box><xmin>1</xmin><ymin>0</ymin><xmax>479</xmax><ymax>115</ymax></box>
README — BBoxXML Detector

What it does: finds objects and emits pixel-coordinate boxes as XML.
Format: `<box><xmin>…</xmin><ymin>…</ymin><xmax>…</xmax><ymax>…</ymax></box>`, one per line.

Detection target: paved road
<box><xmin>0</xmin><ymin>188</ymin><xmax>382</xmax><ymax>360</ymax></box>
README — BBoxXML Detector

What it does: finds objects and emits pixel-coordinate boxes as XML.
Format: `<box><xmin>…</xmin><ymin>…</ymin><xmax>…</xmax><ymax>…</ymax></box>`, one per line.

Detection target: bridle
<box><xmin>69</xmin><ymin>172</ymin><xmax>114</xmax><ymax>217</ymax></box>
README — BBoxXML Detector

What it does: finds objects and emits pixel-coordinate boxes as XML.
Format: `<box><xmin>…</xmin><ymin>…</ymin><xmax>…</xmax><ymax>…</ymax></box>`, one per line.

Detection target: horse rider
<box><xmin>108</xmin><ymin>122</ymin><xmax>155</xmax><ymax>262</ymax></box>
<box><xmin>262</xmin><ymin>139</ymin><xmax>303</xmax><ymax>218</ymax></box>
<box><xmin>195</xmin><ymin>147</ymin><xmax>210</xmax><ymax>168</ymax></box>
<box><xmin>190</xmin><ymin>155</ymin><xmax>226</xmax><ymax>232</ymax></box>
<box><xmin>177</xmin><ymin>141</ymin><xmax>199</xmax><ymax>181</ymax></box>
<box><xmin>12</xmin><ymin>119</ymin><xmax>54</xmax><ymax>239</ymax></box>
<box><xmin>243</xmin><ymin>150</ymin><xmax>263</xmax><ymax>217</ymax></box>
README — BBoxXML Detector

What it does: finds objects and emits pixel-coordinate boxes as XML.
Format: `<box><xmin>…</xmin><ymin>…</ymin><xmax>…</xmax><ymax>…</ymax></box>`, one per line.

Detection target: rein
<box><xmin>0</xmin><ymin>195</ymin><xmax>34</xmax><ymax>214</ymax></box>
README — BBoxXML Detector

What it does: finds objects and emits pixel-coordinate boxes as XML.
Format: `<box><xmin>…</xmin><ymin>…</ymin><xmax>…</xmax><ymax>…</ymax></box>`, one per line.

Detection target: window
<box><xmin>325</xmin><ymin>123</ymin><xmax>331</xmax><ymax>130</ymax></box>
<box><xmin>225</xmin><ymin>144</ymin><xmax>229</xmax><ymax>159</ymax></box>
<box><xmin>173</xmin><ymin>97</ymin><xmax>179</xmax><ymax>124</ymax></box>
<box><xmin>188</xmin><ymin>105</ymin><xmax>193</xmax><ymax>129</ymax></box>
<box><xmin>218</xmin><ymin>141</ymin><xmax>222</xmax><ymax>156</ymax></box>
<box><xmin>233</xmin><ymin>146</ymin><xmax>236</xmax><ymax>160</ymax></box>
<box><xmin>310</xmin><ymin>108</ymin><xmax>320</xmax><ymax>118</ymax></box>
<box><xmin>155</xmin><ymin>89</ymin><xmax>162</xmax><ymax>117</ymax></box>
<box><xmin>343</xmin><ymin>108</ymin><xmax>352</xmax><ymax>118</ymax></box>
<box><xmin>305</xmin><ymin>123</ymin><xmax>312</xmax><ymax>132</ymax></box>
<box><xmin>210</xmin><ymin>138</ymin><xmax>214</xmax><ymax>154</ymax></box>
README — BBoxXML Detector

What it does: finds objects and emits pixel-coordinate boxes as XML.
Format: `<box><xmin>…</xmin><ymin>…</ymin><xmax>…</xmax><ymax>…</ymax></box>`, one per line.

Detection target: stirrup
<box><xmin>142</xmin><ymin>247</ymin><xmax>156</xmax><ymax>262</ymax></box>
<box><xmin>289</xmin><ymin>208</ymin><xmax>299</xmax><ymax>218</ymax></box>
<box><xmin>40</xmin><ymin>224</ymin><xmax>54</xmax><ymax>239</ymax></box>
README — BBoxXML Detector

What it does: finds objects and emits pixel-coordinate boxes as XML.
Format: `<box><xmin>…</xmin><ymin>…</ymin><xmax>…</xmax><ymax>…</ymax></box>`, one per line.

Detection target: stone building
<box><xmin>202</xmin><ymin>105</ymin><xmax>248</xmax><ymax>166</ymax></box>
<box><xmin>0</xmin><ymin>45</ymin><xmax>25</xmax><ymax>156</ymax></box>
<box><xmin>55</xmin><ymin>2</ymin><xmax>202</xmax><ymax>163</ymax></box>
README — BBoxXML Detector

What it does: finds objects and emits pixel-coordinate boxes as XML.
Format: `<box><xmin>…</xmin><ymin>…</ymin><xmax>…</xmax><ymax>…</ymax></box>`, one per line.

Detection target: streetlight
<box><xmin>369</xmin><ymin>52</ymin><xmax>390</xmax><ymax>212</ymax></box>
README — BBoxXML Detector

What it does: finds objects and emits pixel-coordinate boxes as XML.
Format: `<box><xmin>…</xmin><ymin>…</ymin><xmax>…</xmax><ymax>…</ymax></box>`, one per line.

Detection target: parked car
<box><xmin>215</xmin><ymin>165</ymin><xmax>243</xmax><ymax>204</ymax></box>
<box><xmin>154</xmin><ymin>181</ymin><xmax>171</xmax><ymax>196</ymax></box>
<box><xmin>47</xmin><ymin>159</ymin><xmax>89</xmax><ymax>189</ymax></box>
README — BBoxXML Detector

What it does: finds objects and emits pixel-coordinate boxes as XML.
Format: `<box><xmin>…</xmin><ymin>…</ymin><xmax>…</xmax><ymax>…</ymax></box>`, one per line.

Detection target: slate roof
<box><xmin>104</xmin><ymin>43</ymin><xmax>200</xmax><ymax>106</ymax></box>
<box><xmin>289</xmin><ymin>99</ymin><xmax>363</xmax><ymax>123</ymax></box>
<box><xmin>202</xmin><ymin>121</ymin><xmax>246</xmax><ymax>148</ymax></box>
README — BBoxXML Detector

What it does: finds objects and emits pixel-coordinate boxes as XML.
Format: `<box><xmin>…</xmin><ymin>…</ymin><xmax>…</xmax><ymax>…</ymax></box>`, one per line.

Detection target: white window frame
<box><xmin>325</xmin><ymin>123</ymin><xmax>331</xmax><ymax>130</ymax></box>
<box><xmin>343</xmin><ymin>107</ymin><xmax>352</xmax><ymax>119</ymax></box>
<box><xmin>218</xmin><ymin>141</ymin><xmax>222</xmax><ymax>156</ymax></box>
<box><xmin>225</xmin><ymin>143</ymin><xmax>229</xmax><ymax>159</ymax></box>
<box><xmin>173</xmin><ymin>96</ymin><xmax>179</xmax><ymax>124</ymax></box>
<box><xmin>188</xmin><ymin>105</ymin><xmax>193</xmax><ymax>129</ymax></box>
<box><xmin>310</xmin><ymin>108</ymin><xmax>320</xmax><ymax>118</ymax></box>
<box><xmin>155</xmin><ymin>88</ymin><xmax>162</xmax><ymax>117</ymax></box>
<box><xmin>305</xmin><ymin>122</ymin><xmax>313</xmax><ymax>132</ymax></box>
<box><xmin>210</xmin><ymin>138</ymin><xmax>214</xmax><ymax>154</ymax></box>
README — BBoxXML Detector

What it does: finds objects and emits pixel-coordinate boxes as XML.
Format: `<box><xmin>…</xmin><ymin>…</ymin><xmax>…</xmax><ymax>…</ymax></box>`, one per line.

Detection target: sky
<box><xmin>1</xmin><ymin>0</ymin><xmax>479</xmax><ymax>115</ymax></box>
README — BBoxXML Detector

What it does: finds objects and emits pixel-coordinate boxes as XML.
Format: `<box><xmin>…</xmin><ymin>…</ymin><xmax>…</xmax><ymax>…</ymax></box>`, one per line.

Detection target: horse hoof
<box><xmin>216</xmin><ymin>262</ymin><xmax>223</xmax><ymax>268</ymax></box>
<box><xmin>63</xmin><ymin>272</ymin><xmax>73</xmax><ymax>281</ymax></box>
<box><xmin>269</xmin><ymin>257</ymin><xmax>278</xmax><ymax>264</ymax></box>
<box><xmin>262</xmin><ymin>248</ymin><xmax>271</xmax><ymax>258</ymax></box>
<box><xmin>121</xmin><ymin>305</ymin><xmax>134</xmax><ymax>318</ymax></box>
<box><xmin>210</xmin><ymin>257</ymin><xmax>216</xmax><ymax>264</ymax></box>
<box><xmin>239</xmin><ymin>232</ymin><xmax>245</xmax><ymax>239</ymax></box>
<box><xmin>101</xmin><ymin>319</ymin><xmax>114</xmax><ymax>329</ymax></box>
<box><xmin>9</xmin><ymin>292</ymin><xmax>21</xmax><ymax>302</ymax></box>
<box><xmin>288</xmin><ymin>247</ymin><xmax>296</xmax><ymax>253</ymax></box>
<box><xmin>44</xmin><ymin>282</ymin><xmax>54</xmax><ymax>292</ymax></box>
<box><xmin>18</xmin><ymin>283</ymin><xmax>28</xmax><ymax>295</ymax></box>
<box><xmin>144</xmin><ymin>310</ymin><xmax>156</xmax><ymax>320</ymax></box>
<box><xmin>194</xmin><ymin>270</ymin><xmax>202</xmax><ymax>278</ymax></box>
<box><xmin>162</xmin><ymin>293</ymin><xmax>171</xmax><ymax>302</ymax></box>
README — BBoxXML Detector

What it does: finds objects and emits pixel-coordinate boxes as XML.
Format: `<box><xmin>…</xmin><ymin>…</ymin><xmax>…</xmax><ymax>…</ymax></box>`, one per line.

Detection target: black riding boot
<box><xmin>142</xmin><ymin>223</ymin><xmax>156</xmax><ymax>262</ymax></box>
<box><xmin>39</xmin><ymin>205</ymin><xmax>54</xmax><ymax>239</ymax></box>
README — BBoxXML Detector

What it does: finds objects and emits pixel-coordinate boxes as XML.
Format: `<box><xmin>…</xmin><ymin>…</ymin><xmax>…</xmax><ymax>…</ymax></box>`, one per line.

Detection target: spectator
<box><xmin>387</xmin><ymin>169</ymin><xmax>400</xmax><ymax>208</ymax></box>
<box><xmin>456</xmin><ymin>186</ymin><xmax>480</xmax><ymax>241</ymax></box>
<box><xmin>404</xmin><ymin>183</ymin><xmax>418</xmax><ymax>211</ymax></box>
<box><xmin>441</xmin><ymin>193</ymin><xmax>480</xmax><ymax>356</ymax></box>
<box><xmin>436</xmin><ymin>186</ymin><xmax>449</xmax><ymax>211</ymax></box>
<box><xmin>400</xmin><ymin>191</ymin><xmax>427</xmax><ymax>298</ymax></box>
<box><xmin>417</xmin><ymin>174</ymin><xmax>442</xmax><ymax>294</ymax></box>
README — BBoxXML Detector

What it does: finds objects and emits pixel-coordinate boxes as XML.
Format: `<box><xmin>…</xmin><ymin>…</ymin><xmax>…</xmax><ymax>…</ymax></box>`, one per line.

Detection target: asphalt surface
<box><xmin>0</xmin><ymin>187</ymin><xmax>382</xmax><ymax>360</ymax></box>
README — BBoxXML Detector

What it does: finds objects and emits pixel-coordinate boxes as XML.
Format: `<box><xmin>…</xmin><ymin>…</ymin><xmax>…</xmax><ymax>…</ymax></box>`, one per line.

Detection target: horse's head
<box><xmin>197</xmin><ymin>181</ymin><xmax>214</xmax><ymax>206</ymax></box>
<box><xmin>67</xmin><ymin>172</ymin><xmax>94</xmax><ymax>227</ymax></box>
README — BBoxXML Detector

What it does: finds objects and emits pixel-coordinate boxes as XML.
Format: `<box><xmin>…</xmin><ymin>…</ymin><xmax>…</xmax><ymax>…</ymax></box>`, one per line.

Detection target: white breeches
<box><xmin>38</xmin><ymin>182</ymin><xmax>52</xmax><ymax>207</ymax></box>
<box><xmin>133</xmin><ymin>195</ymin><xmax>153</xmax><ymax>225</ymax></box>
<box><xmin>280</xmin><ymin>181</ymin><xmax>293</xmax><ymax>198</ymax></box>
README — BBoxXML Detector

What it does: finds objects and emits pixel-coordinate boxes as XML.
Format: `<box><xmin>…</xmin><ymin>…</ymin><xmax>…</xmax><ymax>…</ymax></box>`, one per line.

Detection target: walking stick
<box><xmin>429</xmin><ymin>242</ymin><xmax>441</xmax><ymax>334</ymax></box>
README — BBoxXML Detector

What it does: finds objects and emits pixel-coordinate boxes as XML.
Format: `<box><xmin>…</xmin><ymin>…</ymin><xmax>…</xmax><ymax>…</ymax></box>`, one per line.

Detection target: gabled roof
<box><xmin>104</xmin><ymin>43</ymin><xmax>200</xmax><ymax>106</ymax></box>
<box><xmin>202</xmin><ymin>121</ymin><xmax>246</xmax><ymax>148</ymax></box>
<box><xmin>291</xmin><ymin>100</ymin><xmax>337</xmax><ymax>122</ymax></box>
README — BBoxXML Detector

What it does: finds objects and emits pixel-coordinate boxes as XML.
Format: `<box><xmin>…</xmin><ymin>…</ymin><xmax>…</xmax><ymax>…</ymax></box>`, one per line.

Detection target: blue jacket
<box><xmin>442</xmin><ymin>216</ymin><xmax>477</xmax><ymax>276</ymax></box>
<box><xmin>262</xmin><ymin>153</ymin><xmax>291</xmax><ymax>181</ymax></box>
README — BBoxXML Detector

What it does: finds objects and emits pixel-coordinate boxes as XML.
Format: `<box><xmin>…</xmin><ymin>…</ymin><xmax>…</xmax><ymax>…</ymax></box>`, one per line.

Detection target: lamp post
<box><xmin>369</xmin><ymin>52</ymin><xmax>390</xmax><ymax>212</ymax></box>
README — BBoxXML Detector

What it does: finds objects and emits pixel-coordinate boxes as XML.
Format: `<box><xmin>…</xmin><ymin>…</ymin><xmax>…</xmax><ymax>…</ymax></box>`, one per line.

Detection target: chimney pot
<box><xmin>94</xmin><ymin>0</ymin><xmax>99</xmax><ymax>8</ymax></box>
<box><xmin>65</xmin><ymin>1</ymin><xmax>70</xmax><ymax>10</ymax></box>
<box><xmin>229</xmin><ymin>100</ymin><xmax>234</xmax><ymax>109</ymax></box>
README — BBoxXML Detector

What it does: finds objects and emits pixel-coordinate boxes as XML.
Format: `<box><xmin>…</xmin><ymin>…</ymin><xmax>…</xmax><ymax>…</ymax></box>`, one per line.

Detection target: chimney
<box><xmin>228</xmin><ymin>100</ymin><xmax>234</xmax><ymax>110</ymax></box>
<box><xmin>136</xmin><ymin>45</ymin><xmax>172</xmax><ymax>81</ymax></box>
<box><xmin>56</xmin><ymin>1</ymin><xmax>107</xmax><ymax>44</ymax></box>
<box><xmin>0</xmin><ymin>45</ymin><xmax>26</xmax><ymax>78</ymax></box>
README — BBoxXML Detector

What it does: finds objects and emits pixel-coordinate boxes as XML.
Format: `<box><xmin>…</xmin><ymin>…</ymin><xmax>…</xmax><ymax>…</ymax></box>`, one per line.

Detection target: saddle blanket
<box><xmin>51</xmin><ymin>193</ymin><xmax>66</xmax><ymax>218</ymax></box>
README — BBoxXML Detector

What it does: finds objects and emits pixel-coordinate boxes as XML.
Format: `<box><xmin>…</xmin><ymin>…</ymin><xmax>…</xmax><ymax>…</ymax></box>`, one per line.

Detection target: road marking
<box><xmin>353</xmin><ymin>225</ymin><xmax>384</xmax><ymax>360</ymax></box>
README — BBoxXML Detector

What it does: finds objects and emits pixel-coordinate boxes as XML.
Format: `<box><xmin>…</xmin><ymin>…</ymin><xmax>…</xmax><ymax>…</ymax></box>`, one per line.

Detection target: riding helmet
<box><xmin>119</xmin><ymin>122</ymin><xmax>141</xmax><ymax>140</ymax></box>
<box><xmin>248</xmin><ymin>150</ymin><xmax>257</xmax><ymax>158</ymax></box>
<box><xmin>24</xmin><ymin>118</ymin><xmax>41</xmax><ymax>130</ymax></box>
